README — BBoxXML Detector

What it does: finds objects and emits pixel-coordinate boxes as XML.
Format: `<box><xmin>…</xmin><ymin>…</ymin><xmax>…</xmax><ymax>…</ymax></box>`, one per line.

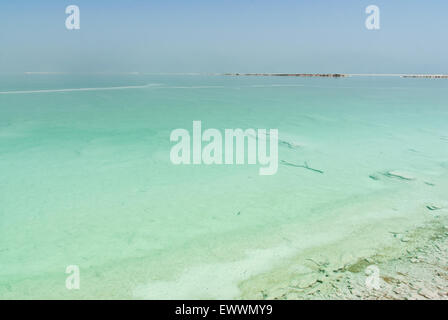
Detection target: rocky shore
<box><xmin>241</xmin><ymin>215</ymin><xmax>448</xmax><ymax>300</ymax></box>
<box><xmin>299</xmin><ymin>221</ymin><xmax>448</xmax><ymax>300</ymax></box>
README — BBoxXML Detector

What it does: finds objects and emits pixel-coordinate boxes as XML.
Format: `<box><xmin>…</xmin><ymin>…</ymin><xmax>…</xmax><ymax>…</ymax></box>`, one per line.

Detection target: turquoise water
<box><xmin>1</xmin><ymin>74</ymin><xmax>447</xmax><ymax>299</ymax></box>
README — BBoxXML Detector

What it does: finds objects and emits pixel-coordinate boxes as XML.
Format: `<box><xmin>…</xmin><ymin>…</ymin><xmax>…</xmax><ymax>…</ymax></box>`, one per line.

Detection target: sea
<box><xmin>0</xmin><ymin>74</ymin><xmax>447</xmax><ymax>298</ymax></box>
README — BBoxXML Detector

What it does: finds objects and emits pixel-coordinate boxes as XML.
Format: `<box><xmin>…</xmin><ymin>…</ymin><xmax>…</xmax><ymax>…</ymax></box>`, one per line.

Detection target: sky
<box><xmin>0</xmin><ymin>0</ymin><xmax>447</xmax><ymax>74</ymax></box>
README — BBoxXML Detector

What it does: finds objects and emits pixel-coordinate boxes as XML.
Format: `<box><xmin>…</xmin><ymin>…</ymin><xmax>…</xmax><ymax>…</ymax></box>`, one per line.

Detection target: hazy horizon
<box><xmin>1</xmin><ymin>0</ymin><xmax>447</xmax><ymax>74</ymax></box>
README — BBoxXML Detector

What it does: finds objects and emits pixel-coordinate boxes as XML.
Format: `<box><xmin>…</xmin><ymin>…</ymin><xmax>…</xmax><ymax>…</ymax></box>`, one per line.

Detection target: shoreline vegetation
<box><xmin>223</xmin><ymin>73</ymin><xmax>448</xmax><ymax>78</ymax></box>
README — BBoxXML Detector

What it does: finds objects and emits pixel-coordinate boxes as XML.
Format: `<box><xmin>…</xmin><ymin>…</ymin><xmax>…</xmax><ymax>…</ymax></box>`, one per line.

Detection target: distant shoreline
<box><xmin>224</xmin><ymin>73</ymin><xmax>348</xmax><ymax>78</ymax></box>
<box><xmin>5</xmin><ymin>72</ymin><xmax>448</xmax><ymax>78</ymax></box>
<box><xmin>223</xmin><ymin>73</ymin><xmax>448</xmax><ymax>79</ymax></box>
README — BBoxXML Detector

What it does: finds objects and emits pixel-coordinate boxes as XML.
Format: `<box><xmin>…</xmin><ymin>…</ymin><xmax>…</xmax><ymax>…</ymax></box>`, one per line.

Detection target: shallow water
<box><xmin>0</xmin><ymin>74</ymin><xmax>447</xmax><ymax>298</ymax></box>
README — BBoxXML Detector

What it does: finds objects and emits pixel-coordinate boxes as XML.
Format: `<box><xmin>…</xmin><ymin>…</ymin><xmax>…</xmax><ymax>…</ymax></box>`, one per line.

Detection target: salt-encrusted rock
<box><xmin>383</xmin><ymin>170</ymin><xmax>416</xmax><ymax>181</ymax></box>
<box><xmin>426</xmin><ymin>205</ymin><xmax>443</xmax><ymax>211</ymax></box>
<box><xmin>295</xmin><ymin>274</ymin><xmax>320</xmax><ymax>289</ymax></box>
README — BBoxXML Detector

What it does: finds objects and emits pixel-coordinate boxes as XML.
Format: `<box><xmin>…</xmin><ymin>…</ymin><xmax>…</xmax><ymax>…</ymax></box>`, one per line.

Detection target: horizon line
<box><xmin>24</xmin><ymin>72</ymin><xmax>448</xmax><ymax>76</ymax></box>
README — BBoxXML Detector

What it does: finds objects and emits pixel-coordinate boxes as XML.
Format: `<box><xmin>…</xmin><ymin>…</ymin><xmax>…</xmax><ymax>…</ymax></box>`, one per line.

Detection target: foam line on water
<box><xmin>0</xmin><ymin>84</ymin><xmax>312</xmax><ymax>95</ymax></box>
<box><xmin>0</xmin><ymin>83</ymin><xmax>162</xmax><ymax>95</ymax></box>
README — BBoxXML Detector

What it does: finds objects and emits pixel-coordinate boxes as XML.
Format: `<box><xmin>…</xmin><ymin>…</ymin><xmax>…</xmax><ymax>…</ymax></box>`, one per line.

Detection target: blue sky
<box><xmin>0</xmin><ymin>0</ymin><xmax>447</xmax><ymax>73</ymax></box>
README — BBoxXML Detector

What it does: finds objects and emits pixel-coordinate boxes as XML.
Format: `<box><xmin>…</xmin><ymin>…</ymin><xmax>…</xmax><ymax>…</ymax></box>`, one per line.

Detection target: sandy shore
<box><xmin>241</xmin><ymin>214</ymin><xmax>448</xmax><ymax>300</ymax></box>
